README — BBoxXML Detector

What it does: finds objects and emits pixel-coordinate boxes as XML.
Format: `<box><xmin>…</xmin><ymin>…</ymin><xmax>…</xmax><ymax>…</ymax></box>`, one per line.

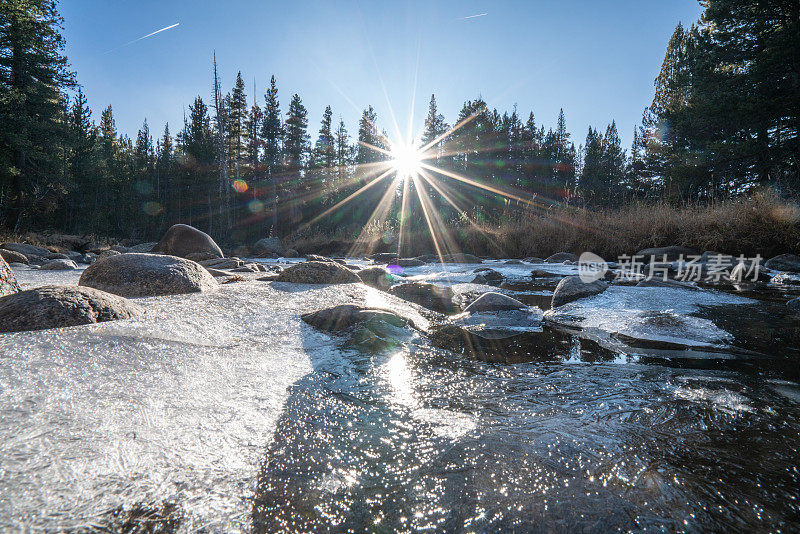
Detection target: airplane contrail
<box><xmin>460</xmin><ymin>13</ymin><xmax>488</xmax><ymax>20</ymax></box>
<box><xmin>104</xmin><ymin>23</ymin><xmax>180</xmax><ymax>54</ymax></box>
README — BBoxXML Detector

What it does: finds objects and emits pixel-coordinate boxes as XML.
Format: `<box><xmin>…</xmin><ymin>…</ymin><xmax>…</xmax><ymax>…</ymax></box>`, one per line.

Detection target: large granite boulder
<box><xmin>302</xmin><ymin>304</ymin><xmax>416</xmax><ymax>350</ymax></box>
<box><xmin>273</xmin><ymin>261</ymin><xmax>360</xmax><ymax>284</ymax></box>
<box><xmin>764</xmin><ymin>254</ymin><xmax>800</xmax><ymax>273</ymax></box>
<box><xmin>545</xmin><ymin>252</ymin><xmax>579</xmax><ymax>263</ymax></box>
<box><xmin>152</xmin><ymin>224</ymin><xmax>223</xmax><ymax>261</ymax></box>
<box><xmin>0</xmin><ymin>256</ymin><xmax>20</xmax><ymax>297</ymax></box>
<box><xmin>464</xmin><ymin>292</ymin><xmax>527</xmax><ymax>313</ymax></box>
<box><xmin>636</xmin><ymin>246</ymin><xmax>699</xmax><ymax>262</ymax></box>
<box><xmin>252</xmin><ymin>237</ymin><xmax>285</xmax><ymax>257</ymax></box>
<box><xmin>389</xmin><ymin>282</ymin><xmax>457</xmax><ymax>313</ymax></box>
<box><xmin>1</xmin><ymin>242</ymin><xmax>51</xmax><ymax>262</ymax></box>
<box><xmin>551</xmin><ymin>276</ymin><xmax>608</xmax><ymax>307</ymax></box>
<box><xmin>79</xmin><ymin>253</ymin><xmax>218</xmax><ymax>298</ymax></box>
<box><xmin>0</xmin><ymin>248</ymin><xmax>28</xmax><ymax>265</ymax></box>
<box><xmin>473</xmin><ymin>267</ymin><xmax>503</xmax><ymax>285</ymax></box>
<box><xmin>0</xmin><ymin>285</ymin><xmax>142</xmax><ymax>333</ymax></box>
<box><xmin>357</xmin><ymin>266</ymin><xmax>393</xmax><ymax>290</ymax></box>
<box><xmin>41</xmin><ymin>259</ymin><xmax>79</xmax><ymax>271</ymax></box>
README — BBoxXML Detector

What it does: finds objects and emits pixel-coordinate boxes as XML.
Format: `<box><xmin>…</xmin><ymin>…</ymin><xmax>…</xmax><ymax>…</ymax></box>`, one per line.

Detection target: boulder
<box><xmin>531</xmin><ymin>269</ymin><xmax>558</xmax><ymax>278</ymax></box>
<box><xmin>302</xmin><ymin>304</ymin><xmax>416</xmax><ymax>350</ymax></box>
<box><xmin>41</xmin><ymin>259</ymin><xmax>79</xmax><ymax>271</ymax></box>
<box><xmin>787</xmin><ymin>298</ymin><xmax>800</xmax><ymax>313</ymax></box>
<box><xmin>371</xmin><ymin>252</ymin><xmax>399</xmax><ymax>264</ymax></box>
<box><xmin>285</xmin><ymin>249</ymin><xmax>299</xmax><ymax>258</ymax></box>
<box><xmin>127</xmin><ymin>242</ymin><xmax>157</xmax><ymax>253</ymax></box>
<box><xmin>0</xmin><ymin>256</ymin><xmax>20</xmax><ymax>297</ymax></box>
<box><xmin>464</xmin><ymin>292</ymin><xmax>527</xmax><ymax>313</ymax></box>
<box><xmin>389</xmin><ymin>282</ymin><xmax>457</xmax><ymax>313</ymax></box>
<box><xmin>358</xmin><ymin>266</ymin><xmax>393</xmax><ymax>290</ymax></box>
<box><xmin>200</xmin><ymin>257</ymin><xmax>244</xmax><ymax>269</ymax></box>
<box><xmin>79</xmin><ymin>253</ymin><xmax>218</xmax><ymax>298</ymax></box>
<box><xmin>473</xmin><ymin>268</ymin><xmax>503</xmax><ymax>285</ymax></box>
<box><xmin>306</xmin><ymin>254</ymin><xmax>346</xmax><ymax>265</ymax></box>
<box><xmin>1</xmin><ymin>242</ymin><xmax>51</xmax><ymax>258</ymax></box>
<box><xmin>471</xmin><ymin>274</ymin><xmax>488</xmax><ymax>284</ymax></box>
<box><xmin>80</xmin><ymin>253</ymin><xmax>97</xmax><ymax>265</ymax></box>
<box><xmin>0</xmin><ymin>249</ymin><xmax>29</xmax><ymax>265</ymax></box>
<box><xmin>397</xmin><ymin>258</ymin><xmax>425</xmax><ymax>267</ymax></box>
<box><xmin>0</xmin><ymin>285</ymin><xmax>142</xmax><ymax>333</ymax></box>
<box><xmin>545</xmin><ymin>252</ymin><xmax>578</xmax><ymax>263</ymax></box>
<box><xmin>152</xmin><ymin>224</ymin><xmax>223</xmax><ymax>261</ymax></box>
<box><xmin>252</xmin><ymin>237</ymin><xmax>285</xmax><ymax>257</ymax></box>
<box><xmin>428</xmin><ymin>324</ymin><xmax>575</xmax><ymax>363</ymax></box>
<box><xmin>273</xmin><ymin>261</ymin><xmax>360</xmax><ymax>284</ymax></box>
<box><xmin>98</xmin><ymin>250</ymin><xmax>121</xmax><ymax>260</ymax></box>
<box><xmin>551</xmin><ymin>276</ymin><xmax>608</xmax><ymax>307</ymax></box>
<box><xmin>636</xmin><ymin>246</ymin><xmax>699</xmax><ymax>262</ymax></box>
<box><xmin>764</xmin><ymin>254</ymin><xmax>800</xmax><ymax>273</ymax></box>
<box><xmin>46</xmin><ymin>252</ymin><xmax>70</xmax><ymax>260</ymax></box>
<box><xmin>231</xmin><ymin>263</ymin><xmax>261</xmax><ymax>273</ymax></box>
<box><xmin>524</xmin><ymin>257</ymin><xmax>545</xmax><ymax>263</ymax></box>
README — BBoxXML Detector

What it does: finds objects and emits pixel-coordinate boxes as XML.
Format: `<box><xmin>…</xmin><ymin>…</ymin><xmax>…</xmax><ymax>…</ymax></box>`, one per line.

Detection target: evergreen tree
<box><xmin>356</xmin><ymin>105</ymin><xmax>384</xmax><ymax>164</ymax></box>
<box><xmin>261</xmin><ymin>75</ymin><xmax>283</xmax><ymax>171</ymax></box>
<box><xmin>226</xmin><ymin>71</ymin><xmax>248</xmax><ymax>177</ymax></box>
<box><xmin>421</xmin><ymin>95</ymin><xmax>449</xmax><ymax>150</ymax></box>
<box><xmin>312</xmin><ymin>105</ymin><xmax>335</xmax><ymax>170</ymax></box>
<box><xmin>0</xmin><ymin>0</ymin><xmax>75</xmax><ymax>229</ymax></box>
<box><xmin>284</xmin><ymin>93</ymin><xmax>309</xmax><ymax>170</ymax></box>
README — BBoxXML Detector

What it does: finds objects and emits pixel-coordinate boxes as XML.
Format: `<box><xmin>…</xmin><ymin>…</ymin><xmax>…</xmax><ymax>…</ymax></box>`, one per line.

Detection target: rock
<box><xmin>545</xmin><ymin>252</ymin><xmax>578</xmax><ymax>263</ymax></box>
<box><xmin>371</xmin><ymin>252</ymin><xmax>399</xmax><ymax>264</ymax></box>
<box><xmin>358</xmin><ymin>266</ymin><xmax>393</xmax><ymax>290</ymax></box>
<box><xmin>253</xmin><ymin>237</ymin><xmax>285</xmax><ymax>257</ymax></box>
<box><xmin>98</xmin><ymin>250</ymin><xmax>121</xmax><ymax>260</ymax></box>
<box><xmin>471</xmin><ymin>274</ymin><xmax>487</xmax><ymax>284</ymax></box>
<box><xmin>285</xmin><ymin>249</ymin><xmax>299</xmax><ymax>258</ymax></box>
<box><xmin>524</xmin><ymin>257</ymin><xmax>545</xmax><ymax>263</ymax></box>
<box><xmin>206</xmin><ymin>268</ymin><xmax>230</xmax><ymax>277</ymax></box>
<box><xmin>415</xmin><ymin>254</ymin><xmax>439</xmax><ymax>263</ymax></box>
<box><xmin>428</xmin><ymin>324</ymin><xmax>576</xmax><ymax>363</ymax></box>
<box><xmin>46</xmin><ymin>252</ymin><xmax>70</xmax><ymax>260</ymax></box>
<box><xmin>728</xmin><ymin>262</ymin><xmax>771</xmax><ymax>283</ymax></box>
<box><xmin>1</xmin><ymin>242</ymin><xmax>51</xmax><ymax>260</ymax></box>
<box><xmin>441</xmin><ymin>253</ymin><xmax>482</xmax><ymax>264</ymax></box>
<box><xmin>306</xmin><ymin>254</ymin><xmax>346</xmax><ymax>265</ymax></box>
<box><xmin>464</xmin><ymin>292</ymin><xmax>527</xmax><ymax>313</ymax></box>
<box><xmin>41</xmin><ymin>259</ymin><xmax>79</xmax><ymax>271</ymax></box>
<box><xmin>551</xmin><ymin>276</ymin><xmax>608</xmax><ymax>307</ymax></box>
<box><xmin>389</xmin><ymin>282</ymin><xmax>457</xmax><ymax>313</ymax></box>
<box><xmin>0</xmin><ymin>249</ymin><xmax>29</xmax><ymax>265</ymax></box>
<box><xmin>700</xmin><ymin>251</ymin><xmax>735</xmax><ymax>264</ymax></box>
<box><xmin>636</xmin><ymin>246</ymin><xmax>699</xmax><ymax>262</ymax></box>
<box><xmin>531</xmin><ymin>269</ymin><xmax>558</xmax><ymax>278</ymax></box>
<box><xmin>273</xmin><ymin>261</ymin><xmax>360</xmax><ymax>284</ymax></box>
<box><xmin>0</xmin><ymin>285</ymin><xmax>142</xmax><ymax>333</ymax></box>
<box><xmin>636</xmin><ymin>278</ymin><xmax>696</xmax><ymax>289</ymax></box>
<box><xmin>302</xmin><ymin>304</ymin><xmax>416</xmax><ymax>350</ymax></box>
<box><xmin>787</xmin><ymin>298</ymin><xmax>800</xmax><ymax>312</ymax></box>
<box><xmin>0</xmin><ymin>256</ymin><xmax>20</xmax><ymax>297</ymax></box>
<box><xmin>473</xmin><ymin>267</ymin><xmax>503</xmax><ymax>285</ymax></box>
<box><xmin>127</xmin><ymin>242</ymin><xmax>157</xmax><ymax>253</ymax></box>
<box><xmin>200</xmin><ymin>257</ymin><xmax>244</xmax><ymax>269</ymax></box>
<box><xmin>231</xmin><ymin>264</ymin><xmax>261</xmax><ymax>273</ymax></box>
<box><xmin>80</xmin><ymin>253</ymin><xmax>96</xmax><ymax>265</ymax></box>
<box><xmin>504</xmin><ymin>259</ymin><xmax>524</xmax><ymax>265</ymax></box>
<box><xmin>79</xmin><ymin>253</ymin><xmax>218</xmax><ymax>298</ymax></box>
<box><xmin>397</xmin><ymin>258</ymin><xmax>425</xmax><ymax>267</ymax></box>
<box><xmin>152</xmin><ymin>224</ymin><xmax>223</xmax><ymax>261</ymax></box>
<box><xmin>764</xmin><ymin>253</ymin><xmax>800</xmax><ymax>273</ymax></box>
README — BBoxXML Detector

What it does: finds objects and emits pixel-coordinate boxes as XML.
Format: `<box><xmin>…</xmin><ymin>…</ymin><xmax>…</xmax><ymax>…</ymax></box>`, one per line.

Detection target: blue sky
<box><xmin>60</xmin><ymin>0</ymin><xmax>703</xmax><ymax>151</ymax></box>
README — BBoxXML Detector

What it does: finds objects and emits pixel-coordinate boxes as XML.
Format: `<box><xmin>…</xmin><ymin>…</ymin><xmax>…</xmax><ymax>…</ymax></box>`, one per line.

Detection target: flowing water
<box><xmin>1</xmin><ymin>261</ymin><xmax>799</xmax><ymax>532</ymax></box>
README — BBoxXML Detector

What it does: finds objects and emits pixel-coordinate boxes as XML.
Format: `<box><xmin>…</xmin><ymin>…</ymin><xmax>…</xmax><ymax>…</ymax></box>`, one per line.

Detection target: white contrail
<box><xmin>104</xmin><ymin>23</ymin><xmax>180</xmax><ymax>54</ymax></box>
<box><xmin>460</xmin><ymin>13</ymin><xmax>488</xmax><ymax>20</ymax></box>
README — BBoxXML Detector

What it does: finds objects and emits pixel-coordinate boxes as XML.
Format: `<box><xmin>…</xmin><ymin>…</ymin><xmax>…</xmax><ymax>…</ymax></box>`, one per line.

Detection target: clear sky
<box><xmin>60</xmin><ymin>0</ymin><xmax>703</xmax><ymax>151</ymax></box>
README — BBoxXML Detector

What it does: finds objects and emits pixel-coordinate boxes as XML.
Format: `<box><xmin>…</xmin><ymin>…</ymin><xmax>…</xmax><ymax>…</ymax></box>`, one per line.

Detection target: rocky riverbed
<box><xmin>1</xmin><ymin>232</ymin><xmax>800</xmax><ymax>532</ymax></box>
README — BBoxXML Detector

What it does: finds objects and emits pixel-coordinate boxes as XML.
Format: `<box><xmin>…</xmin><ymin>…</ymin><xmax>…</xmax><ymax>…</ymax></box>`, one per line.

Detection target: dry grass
<box><xmin>290</xmin><ymin>191</ymin><xmax>800</xmax><ymax>259</ymax></box>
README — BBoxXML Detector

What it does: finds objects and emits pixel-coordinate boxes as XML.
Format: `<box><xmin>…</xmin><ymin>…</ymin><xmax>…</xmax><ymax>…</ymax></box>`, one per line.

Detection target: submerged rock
<box><xmin>0</xmin><ymin>256</ymin><xmax>20</xmax><ymax>297</ymax></box>
<box><xmin>79</xmin><ymin>253</ymin><xmax>218</xmax><ymax>298</ymax></box>
<box><xmin>473</xmin><ymin>267</ymin><xmax>503</xmax><ymax>285</ymax></box>
<box><xmin>464</xmin><ymin>292</ymin><xmax>527</xmax><ymax>313</ymax></box>
<box><xmin>252</xmin><ymin>237</ymin><xmax>285</xmax><ymax>257</ymax></box>
<box><xmin>545</xmin><ymin>252</ymin><xmax>578</xmax><ymax>263</ymax></box>
<box><xmin>358</xmin><ymin>266</ymin><xmax>393</xmax><ymax>290</ymax></box>
<box><xmin>302</xmin><ymin>304</ymin><xmax>416</xmax><ymax>350</ymax></box>
<box><xmin>0</xmin><ymin>285</ymin><xmax>142</xmax><ymax>333</ymax></box>
<box><xmin>0</xmin><ymin>249</ymin><xmax>28</xmax><ymax>265</ymax></box>
<box><xmin>389</xmin><ymin>282</ymin><xmax>457</xmax><ymax>313</ymax></box>
<box><xmin>551</xmin><ymin>276</ymin><xmax>608</xmax><ymax>307</ymax></box>
<box><xmin>152</xmin><ymin>224</ymin><xmax>224</xmax><ymax>261</ymax></box>
<box><xmin>765</xmin><ymin>254</ymin><xmax>800</xmax><ymax>273</ymax></box>
<box><xmin>274</xmin><ymin>261</ymin><xmax>360</xmax><ymax>284</ymax></box>
<box><xmin>41</xmin><ymin>259</ymin><xmax>78</xmax><ymax>271</ymax></box>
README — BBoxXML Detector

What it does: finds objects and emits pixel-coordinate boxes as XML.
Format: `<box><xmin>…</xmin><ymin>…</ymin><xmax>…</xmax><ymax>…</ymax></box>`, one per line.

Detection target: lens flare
<box><xmin>389</xmin><ymin>141</ymin><xmax>423</xmax><ymax>180</ymax></box>
<box><xmin>232</xmin><ymin>179</ymin><xmax>248</xmax><ymax>193</ymax></box>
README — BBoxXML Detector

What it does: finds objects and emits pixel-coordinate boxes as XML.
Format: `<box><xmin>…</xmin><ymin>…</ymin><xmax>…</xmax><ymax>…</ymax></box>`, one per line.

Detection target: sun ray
<box><xmin>397</xmin><ymin>175</ymin><xmax>411</xmax><ymax>257</ymax></box>
<box><xmin>419</xmin><ymin>162</ymin><xmax>537</xmax><ymax>207</ymax></box>
<box><xmin>348</xmin><ymin>176</ymin><xmax>402</xmax><ymax>258</ymax></box>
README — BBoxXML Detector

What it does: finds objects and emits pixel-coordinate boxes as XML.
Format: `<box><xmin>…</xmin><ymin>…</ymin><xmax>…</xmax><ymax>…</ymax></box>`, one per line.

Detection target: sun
<box><xmin>389</xmin><ymin>141</ymin><xmax>423</xmax><ymax>180</ymax></box>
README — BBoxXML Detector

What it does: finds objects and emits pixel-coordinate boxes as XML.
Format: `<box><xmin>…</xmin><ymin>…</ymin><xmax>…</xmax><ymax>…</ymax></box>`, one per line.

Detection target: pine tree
<box><xmin>226</xmin><ymin>71</ymin><xmax>248</xmax><ymax>178</ymax></box>
<box><xmin>260</xmin><ymin>75</ymin><xmax>282</xmax><ymax>234</ymax></box>
<box><xmin>600</xmin><ymin>121</ymin><xmax>625</xmax><ymax>203</ymax></box>
<box><xmin>356</xmin><ymin>105</ymin><xmax>383</xmax><ymax>164</ymax></box>
<box><xmin>421</xmin><ymin>95</ymin><xmax>449</xmax><ymax>150</ymax></box>
<box><xmin>312</xmin><ymin>105</ymin><xmax>335</xmax><ymax>170</ymax></box>
<box><xmin>0</xmin><ymin>0</ymin><xmax>75</xmax><ymax>229</ymax></box>
<box><xmin>284</xmin><ymin>93</ymin><xmax>309</xmax><ymax>170</ymax></box>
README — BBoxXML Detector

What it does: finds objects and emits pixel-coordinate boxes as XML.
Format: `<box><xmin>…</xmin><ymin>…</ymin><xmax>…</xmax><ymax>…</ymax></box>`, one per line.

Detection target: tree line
<box><xmin>1</xmin><ymin>0</ymin><xmax>796</xmax><ymax>244</ymax></box>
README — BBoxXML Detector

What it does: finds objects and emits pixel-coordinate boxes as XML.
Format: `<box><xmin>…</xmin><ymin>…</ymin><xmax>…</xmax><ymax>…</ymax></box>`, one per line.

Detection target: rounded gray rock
<box><xmin>274</xmin><ymin>261</ymin><xmax>361</xmax><ymax>284</ymax></box>
<box><xmin>764</xmin><ymin>254</ymin><xmax>800</xmax><ymax>273</ymax></box>
<box><xmin>152</xmin><ymin>224</ymin><xmax>223</xmax><ymax>261</ymax></box>
<box><xmin>41</xmin><ymin>259</ymin><xmax>79</xmax><ymax>271</ymax></box>
<box><xmin>389</xmin><ymin>282</ymin><xmax>457</xmax><ymax>313</ymax></box>
<box><xmin>545</xmin><ymin>252</ymin><xmax>579</xmax><ymax>263</ymax></box>
<box><xmin>358</xmin><ymin>267</ymin><xmax>393</xmax><ymax>290</ymax></box>
<box><xmin>464</xmin><ymin>292</ymin><xmax>527</xmax><ymax>313</ymax></box>
<box><xmin>79</xmin><ymin>253</ymin><xmax>218</xmax><ymax>298</ymax></box>
<box><xmin>0</xmin><ymin>285</ymin><xmax>142</xmax><ymax>333</ymax></box>
<box><xmin>551</xmin><ymin>276</ymin><xmax>608</xmax><ymax>308</ymax></box>
<box><xmin>0</xmin><ymin>249</ymin><xmax>29</xmax><ymax>265</ymax></box>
